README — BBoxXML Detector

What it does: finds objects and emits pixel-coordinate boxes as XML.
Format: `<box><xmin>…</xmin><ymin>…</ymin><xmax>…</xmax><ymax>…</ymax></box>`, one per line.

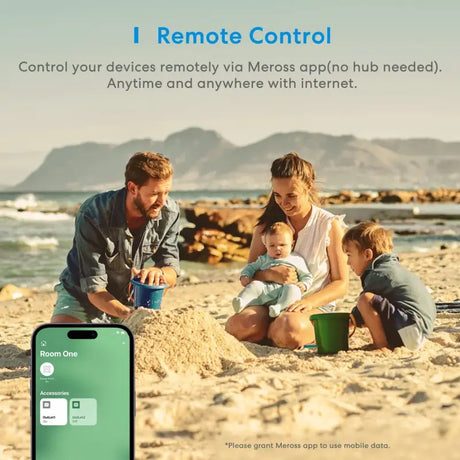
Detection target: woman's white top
<box><xmin>287</xmin><ymin>205</ymin><xmax>346</xmax><ymax>309</ymax></box>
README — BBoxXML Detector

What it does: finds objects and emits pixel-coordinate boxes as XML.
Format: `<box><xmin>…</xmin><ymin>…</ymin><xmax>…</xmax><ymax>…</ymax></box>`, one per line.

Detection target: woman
<box><xmin>225</xmin><ymin>153</ymin><xmax>348</xmax><ymax>349</ymax></box>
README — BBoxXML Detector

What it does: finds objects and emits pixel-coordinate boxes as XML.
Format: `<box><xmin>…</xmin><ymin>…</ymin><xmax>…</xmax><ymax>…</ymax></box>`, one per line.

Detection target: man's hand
<box><xmin>87</xmin><ymin>290</ymin><xmax>134</xmax><ymax>319</ymax></box>
<box><xmin>123</xmin><ymin>307</ymin><xmax>136</xmax><ymax>321</ymax></box>
<box><xmin>132</xmin><ymin>267</ymin><xmax>165</xmax><ymax>285</ymax></box>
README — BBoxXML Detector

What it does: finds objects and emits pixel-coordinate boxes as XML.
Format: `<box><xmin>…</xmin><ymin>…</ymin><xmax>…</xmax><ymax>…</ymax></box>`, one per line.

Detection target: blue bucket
<box><xmin>131</xmin><ymin>278</ymin><xmax>168</xmax><ymax>310</ymax></box>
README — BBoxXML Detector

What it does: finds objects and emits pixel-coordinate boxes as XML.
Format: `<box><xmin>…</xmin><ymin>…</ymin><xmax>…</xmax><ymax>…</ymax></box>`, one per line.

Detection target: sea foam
<box><xmin>17</xmin><ymin>236</ymin><xmax>59</xmax><ymax>249</ymax></box>
<box><xmin>0</xmin><ymin>208</ymin><xmax>71</xmax><ymax>221</ymax></box>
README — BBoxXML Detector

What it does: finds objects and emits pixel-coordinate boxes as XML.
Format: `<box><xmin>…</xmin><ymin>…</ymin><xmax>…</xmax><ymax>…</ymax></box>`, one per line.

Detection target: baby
<box><xmin>342</xmin><ymin>222</ymin><xmax>436</xmax><ymax>351</ymax></box>
<box><xmin>233</xmin><ymin>222</ymin><xmax>313</xmax><ymax>318</ymax></box>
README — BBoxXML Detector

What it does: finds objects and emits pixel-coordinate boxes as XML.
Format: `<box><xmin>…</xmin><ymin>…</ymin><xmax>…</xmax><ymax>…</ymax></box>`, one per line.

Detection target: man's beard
<box><xmin>134</xmin><ymin>196</ymin><xmax>160</xmax><ymax>219</ymax></box>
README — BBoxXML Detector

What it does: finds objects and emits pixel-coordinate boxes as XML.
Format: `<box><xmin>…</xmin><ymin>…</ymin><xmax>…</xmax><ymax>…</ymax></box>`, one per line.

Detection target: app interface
<box><xmin>33</xmin><ymin>326</ymin><xmax>132</xmax><ymax>460</ymax></box>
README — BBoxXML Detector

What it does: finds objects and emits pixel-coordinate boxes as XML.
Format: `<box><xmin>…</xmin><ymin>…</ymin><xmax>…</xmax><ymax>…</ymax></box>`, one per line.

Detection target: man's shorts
<box><xmin>351</xmin><ymin>294</ymin><xmax>425</xmax><ymax>350</ymax></box>
<box><xmin>52</xmin><ymin>283</ymin><xmax>121</xmax><ymax>323</ymax></box>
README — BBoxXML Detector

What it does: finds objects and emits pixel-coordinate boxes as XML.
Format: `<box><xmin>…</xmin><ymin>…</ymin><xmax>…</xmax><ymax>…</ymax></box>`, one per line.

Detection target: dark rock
<box><xmin>408</xmin><ymin>391</ymin><xmax>430</xmax><ymax>404</ymax></box>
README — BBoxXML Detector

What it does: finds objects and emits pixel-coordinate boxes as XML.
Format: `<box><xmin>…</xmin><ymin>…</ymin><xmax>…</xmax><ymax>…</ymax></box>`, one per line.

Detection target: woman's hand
<box><xmin>255</xmin><ymin>265</ymin><xmax>298</xmax><ymax>284</ymax></box>
<box><xmin>286</xmin><ymin>298</ymin><xmax>315</xmax><ymax>313</ymax></box>
<box><xmin>271</xmin><ymin>265</ymin><xmax>298</xmax><ymax>284</ymax></box>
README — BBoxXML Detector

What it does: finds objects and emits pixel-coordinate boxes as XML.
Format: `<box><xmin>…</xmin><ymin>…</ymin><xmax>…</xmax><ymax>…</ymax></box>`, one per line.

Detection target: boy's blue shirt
<box><xmin>360</xmin><ymin>253</ymin><xmax>436</xmax><ymax>336</ymax></box>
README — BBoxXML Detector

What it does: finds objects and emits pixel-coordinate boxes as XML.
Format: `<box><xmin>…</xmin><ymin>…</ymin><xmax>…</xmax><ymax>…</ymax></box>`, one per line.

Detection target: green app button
<box><xmin>69</xmin><ymin>398</ymin><xmax>97</xmax><ymax>426</ymax></box>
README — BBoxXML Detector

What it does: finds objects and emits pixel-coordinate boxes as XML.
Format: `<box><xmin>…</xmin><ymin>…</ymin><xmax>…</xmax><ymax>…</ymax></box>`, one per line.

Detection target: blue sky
<box><xmin>2</xmin><ymin>0</ymin><xmax>459</xmax><ymax>156</ymax></box>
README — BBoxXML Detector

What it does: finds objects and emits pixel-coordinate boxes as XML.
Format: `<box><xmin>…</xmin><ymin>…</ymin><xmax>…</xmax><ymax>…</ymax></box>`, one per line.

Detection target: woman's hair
<box><xmin>257</xmin><ymin>152</ymin><xmax>320</xmax><ymax>227</ymax></box>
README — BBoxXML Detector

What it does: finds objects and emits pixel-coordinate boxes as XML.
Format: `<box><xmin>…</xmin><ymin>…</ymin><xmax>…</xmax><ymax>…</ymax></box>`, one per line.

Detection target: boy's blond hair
<box><xmin>263</xmin><ymin>221</ymin><xmax>294</xmax><ymax>240</ymax></box>
<box><xmin>342</xmin><ymin>222</ymin><xmax>393</xmax><ymax>256</ymax></box>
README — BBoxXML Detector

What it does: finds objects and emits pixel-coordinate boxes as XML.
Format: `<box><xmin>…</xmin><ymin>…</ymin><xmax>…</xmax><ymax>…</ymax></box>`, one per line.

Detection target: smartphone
<box><xmin>31</xmin><ymin>324</ymin><xmax>135</xmax><ymax>460</ymax></box>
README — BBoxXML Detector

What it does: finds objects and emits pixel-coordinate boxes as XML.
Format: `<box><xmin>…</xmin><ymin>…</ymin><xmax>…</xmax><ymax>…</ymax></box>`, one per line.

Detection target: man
<box><xmin>51</xmin><ymin>152</ymin><xmax>180</xmax><ymax>323</ymax></box>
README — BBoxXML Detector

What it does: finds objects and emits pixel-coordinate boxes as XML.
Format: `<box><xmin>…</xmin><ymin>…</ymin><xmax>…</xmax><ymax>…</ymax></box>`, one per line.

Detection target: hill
<box><xmin>12</xmin><ymin>128</ymin><xmax>460</xmax><ymax>191</ymax></box>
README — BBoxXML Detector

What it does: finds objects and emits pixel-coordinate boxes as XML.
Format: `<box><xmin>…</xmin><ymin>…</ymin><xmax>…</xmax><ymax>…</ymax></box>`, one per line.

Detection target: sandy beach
<box><xmin>1</xmin><ymin>249</ymin><xmax>459</xmax><ymax>460</ymax></box>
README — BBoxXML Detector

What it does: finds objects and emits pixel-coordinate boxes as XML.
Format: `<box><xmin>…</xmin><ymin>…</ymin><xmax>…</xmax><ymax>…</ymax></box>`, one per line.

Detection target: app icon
<box><xmin>40</xmin><ymin>362</ymin><xmax>54</xmax><ymax>377</ymax></box>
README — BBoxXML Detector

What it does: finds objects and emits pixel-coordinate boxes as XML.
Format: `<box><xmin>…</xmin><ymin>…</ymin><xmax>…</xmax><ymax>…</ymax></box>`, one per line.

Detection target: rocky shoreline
<box><xmin>180</xmin><ymin>207</ymin><xmax>261</xmax><ymax>264</ymax></box>
<box><xmin>50</xmin><ymin>188</ymin><xmax>460</xmax><ymax>216</ymax></box>
<box><xmin>179</xmin><ymin>188</ymin><xmax>460</xmax><ymax>208</ymax></box>
<box><xmin>179</xmin><ymin>188</ymin><xmax>460</xmax><ymax>264</ymax></box>
<box><xmin>12</xmin><ymin>188</ymin><xmax>460</xmax><ymax>266</ymax></box>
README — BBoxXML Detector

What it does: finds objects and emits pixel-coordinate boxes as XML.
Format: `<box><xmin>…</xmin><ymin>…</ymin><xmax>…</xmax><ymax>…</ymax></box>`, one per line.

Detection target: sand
<box><xmin>1</xmin><ymin>249</ymin><xmax>459</xmax><ymax>460</ymax></box>
<box><xmin>125</xmin><ymin>306</ymin><xmax>254</xmax><ymax>377</ymax></box>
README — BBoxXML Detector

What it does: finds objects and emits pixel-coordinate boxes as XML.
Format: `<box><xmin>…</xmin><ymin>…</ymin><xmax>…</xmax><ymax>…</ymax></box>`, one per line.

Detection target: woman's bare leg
<box><xmin>268</xmin><ymin>309</ymin><xmax>322</xmax><ymax>349</ymax></box>
<box><xmin>225</xmin><ymin>305</ymin><xmax>270</xmax><ymax>343</ymax></box>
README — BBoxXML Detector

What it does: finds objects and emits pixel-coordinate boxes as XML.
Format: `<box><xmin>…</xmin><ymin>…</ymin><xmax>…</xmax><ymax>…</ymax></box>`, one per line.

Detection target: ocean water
<box><xmin>1</xmin><ymin>191</ymin><xmax>459</xmax><ymax>289</ymax></box>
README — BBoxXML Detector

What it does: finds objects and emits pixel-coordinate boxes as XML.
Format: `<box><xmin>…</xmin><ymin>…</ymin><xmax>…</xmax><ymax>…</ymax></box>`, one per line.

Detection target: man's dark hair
<box><xmin>125</xmin><ymin>152</ymin><xmax>173</xmax><ymax>186</ymax></box>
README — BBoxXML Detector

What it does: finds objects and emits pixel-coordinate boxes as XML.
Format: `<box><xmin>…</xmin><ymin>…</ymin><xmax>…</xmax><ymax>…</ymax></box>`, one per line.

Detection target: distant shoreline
<box><xmin>179</xmin><ymin>188</ymin><xmax>460</xmax><ymax>207</ymax></box>
<box><xmin>1</xmin><ymin>188</ymin><xmax>458</xmax><ymax>218</ymax></box>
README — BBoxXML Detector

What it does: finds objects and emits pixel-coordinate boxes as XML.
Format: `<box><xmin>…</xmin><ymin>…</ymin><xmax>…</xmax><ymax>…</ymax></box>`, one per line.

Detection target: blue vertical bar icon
<box><xmin>133</xmin><ymin>27</ymin><xmax>139</xmax><ymax>44</ymax></box>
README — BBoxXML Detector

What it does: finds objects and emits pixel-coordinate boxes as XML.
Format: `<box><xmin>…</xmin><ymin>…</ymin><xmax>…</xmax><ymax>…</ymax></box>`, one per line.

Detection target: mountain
<box><xmin>11</xmin><ymin>128</ymin><xmax>460</xmax><ymax>191</ymax></box>
<box><xmin>372</xmin><ymin>138</ymin><xmax>460</xmax><ymax>185</ymax></box>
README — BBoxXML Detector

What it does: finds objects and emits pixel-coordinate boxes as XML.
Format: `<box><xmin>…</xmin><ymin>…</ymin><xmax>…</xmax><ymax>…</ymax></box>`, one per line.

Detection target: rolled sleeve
<box><xmin>153</xmin><ymin>209</ymin><xmax>181</xmax><ymax>276</ymax></box>
<box><xmin>75</xmin><ymin>212</ymin><xmax>109</xmax><ymax>293</ymax></box>
<box><xmin>80</xmin><ymin>274</ymin><xmax>108</xmax><ymax>293</ymax></box>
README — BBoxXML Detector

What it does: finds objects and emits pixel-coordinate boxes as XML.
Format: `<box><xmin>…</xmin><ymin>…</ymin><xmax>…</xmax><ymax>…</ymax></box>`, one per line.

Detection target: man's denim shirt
<box><xmin>60</xmin><ymin>188</ymin><xmax>181</xmax><ymax>309</ymax></box>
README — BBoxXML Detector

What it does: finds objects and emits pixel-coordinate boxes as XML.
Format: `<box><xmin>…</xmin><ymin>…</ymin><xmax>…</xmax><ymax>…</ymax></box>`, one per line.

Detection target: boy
<box><xmin>342</xmin><ymin>222</ymin><xmax>436</xmax><ymax>351</ymax></box>
<box><xmin>233</xmin><ymin>222</ymin><xmax>313</xmax><ymax>318</ymax></box>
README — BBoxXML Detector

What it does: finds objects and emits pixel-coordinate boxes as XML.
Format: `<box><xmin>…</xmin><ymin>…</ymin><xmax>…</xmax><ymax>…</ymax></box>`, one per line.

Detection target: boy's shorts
<box><xmin>53</xmin><ymin>283</ymin><xmax>121</xmax><ymax>323</ymax></box>
<box><xmin>351</xmin><ymin>295</ymin><xmax>425</xmax><ymax>350</ymax></box>
<box><xmin>318</xmin><ymin>303</ymin><xmax>335</xmax><ymax>313</ymax></box>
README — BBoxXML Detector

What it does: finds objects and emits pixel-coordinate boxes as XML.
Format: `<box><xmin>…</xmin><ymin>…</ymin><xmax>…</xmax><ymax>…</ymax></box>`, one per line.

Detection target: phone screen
<box><xmin>31</xmin><ymin>324</ymin><xmax>134</xmax><ymax>460</ymax></box>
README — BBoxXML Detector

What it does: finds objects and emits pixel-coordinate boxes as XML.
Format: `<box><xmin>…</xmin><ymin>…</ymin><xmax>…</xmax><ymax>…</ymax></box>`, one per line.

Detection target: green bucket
<box><xmin>310</xmin><ymin>312</ymin><xmax>356</xmax><ymax>354</ymax></box>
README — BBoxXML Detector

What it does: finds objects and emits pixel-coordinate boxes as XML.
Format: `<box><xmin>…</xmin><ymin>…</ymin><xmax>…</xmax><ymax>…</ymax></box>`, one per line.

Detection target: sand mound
<box><xmin>124</xmin><ymin>307</ymin><xmax>255</xmax><ymax>377</ymax></box>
